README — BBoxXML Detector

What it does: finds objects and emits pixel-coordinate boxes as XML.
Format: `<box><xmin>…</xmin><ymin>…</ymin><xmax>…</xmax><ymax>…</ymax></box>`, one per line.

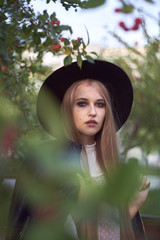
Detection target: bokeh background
<box><xmin>0</xmin><ymin>0</ymin><xmax>160</xmax><ymax>239</ymax></box>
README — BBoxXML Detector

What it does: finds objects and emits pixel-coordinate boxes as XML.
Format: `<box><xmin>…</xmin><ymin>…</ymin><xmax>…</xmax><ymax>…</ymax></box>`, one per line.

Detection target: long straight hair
<box><xmin>61</xmin><ymin>79</ymin><xmax>135</xmax><ymax>239</ymax></box>
<box><xmin>61</xmin><ymin>79</ymin><xmax>119</xmax><ymax>172</ymax></box>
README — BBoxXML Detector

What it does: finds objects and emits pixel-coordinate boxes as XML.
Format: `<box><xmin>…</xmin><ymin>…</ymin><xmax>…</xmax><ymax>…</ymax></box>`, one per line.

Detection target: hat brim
<box><xmin>37</xmin><ymin>60</ymin><xmax>133</xmax><ymax>135</ymax></box>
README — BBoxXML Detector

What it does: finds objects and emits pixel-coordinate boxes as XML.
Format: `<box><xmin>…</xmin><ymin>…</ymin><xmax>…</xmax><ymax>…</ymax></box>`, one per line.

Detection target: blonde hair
<box><xmin>61</xmin><ymin>79</ymin><xmax>119</xmax><ymax>172</ymax></box>
<box><xmin>61</xmin><ymin>79</ymin><xmax>135</xmax><ymax>239</ymax></box>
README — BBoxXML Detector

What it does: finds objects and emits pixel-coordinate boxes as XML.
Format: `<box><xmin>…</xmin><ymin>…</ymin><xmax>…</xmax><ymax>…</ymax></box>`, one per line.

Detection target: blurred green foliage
<box><xmin>0</xmin><ymin>0</ymin><xmax>160</xmax><ymax>239</ymax></box>
<box><xmin>110</xmin><ymin>31</ymin><xmax>160</xmax><ymax>157</ymax></box>
<box><xmin>141</xmin><ymin>189</ymin><xmax>160</xmax><ymax>216</ymax></box>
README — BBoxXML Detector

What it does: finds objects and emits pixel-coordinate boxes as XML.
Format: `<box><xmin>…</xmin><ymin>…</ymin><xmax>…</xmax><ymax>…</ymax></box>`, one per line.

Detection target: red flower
<box><xmin>77</xmin><ymin>37</ymin><xmax>82</xmax><ymax>42</ymax></box>
<box><xmin>51</xmin><ymin>44</ymin><xmax>61</xmax><ymax>51</ymax></box>
<box><xmin>131</xmin><ymin>24</ymin><xmax>139</xmax><ymax>30</ymax></box>
<box><xmin>50</xmin><ymin>20</ymin><xmax>60</xmax><ymax>26</ymax></box>
<box><xmin>1</xmin><ymin>65</ymin><xmax>8</xmax><ymax>72</ymax></box>
<box><xmin>114</xmin><ymin>8</ymin><xmax>122</xmax><ymax>12</ymax></box>
<box><xmin>119</xmin><ymin>22</ymin><xmax>129</xmax><ymax>31</ymax></box>
<box><xmin>60</xmin><ymin>37</ymin><xmax>65</xmax><ymax>42</ymax></box>
<box><xmin>56</xmin><ymin>20</ymin><xmax>60</xmax><ymax>26</ymax></box>
<box><xmin>131</xmin><ymin>18</ymin><xmax>142</xmax><ymax>30</ymax></box>
<box><xmin>56</xmin><ymin>44</ymin><xmax>61</xmax><ymax>49</ymax></box>
<box><xmin>135</xmin><ymin>18</ymin><xmax>142</xmax><ymax>25</ymax></box>
<box><xmin>50</xmin><ymin>20</ymin><xmax>56</xmax><ymax>26</ymax></box>
<box><xmin>51</xmin><ymin>45</ymin><xmax>56</xmax><ymax>50</ymax></box>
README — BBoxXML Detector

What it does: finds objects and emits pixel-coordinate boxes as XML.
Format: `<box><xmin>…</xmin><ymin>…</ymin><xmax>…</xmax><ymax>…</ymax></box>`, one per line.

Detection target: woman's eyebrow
<box><xmin>74</xmin><ymin>98</ymin><xmax>105</xmax><ymax>102</ymax></box>
<box><xmin>97</xmin><ymin>99</ymin><xmax>105</xmax><ymax>101</ymax></box>
<box><xmin>74</xmin><ymin>98</ymin><xmax>88</xmax><ymax>101</ymax></box>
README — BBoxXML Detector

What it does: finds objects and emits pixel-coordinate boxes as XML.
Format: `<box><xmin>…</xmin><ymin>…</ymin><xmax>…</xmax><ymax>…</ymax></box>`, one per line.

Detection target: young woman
<box><xmin>37</xmin><ymin>60</ymin><xmax>150</xmax><ymax>240</ymax></box>
<box><xmin>7</xmin><ymin>60</ymin><xmax>150</xmax><ymax>240</ymax></box>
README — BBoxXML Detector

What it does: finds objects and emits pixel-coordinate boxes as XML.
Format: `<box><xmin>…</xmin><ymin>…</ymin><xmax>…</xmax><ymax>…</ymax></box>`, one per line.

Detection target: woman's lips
<box><xmin>85</xmin><ymin>120</ymin><xmax>98</xmax><ymax>126</ymax></box>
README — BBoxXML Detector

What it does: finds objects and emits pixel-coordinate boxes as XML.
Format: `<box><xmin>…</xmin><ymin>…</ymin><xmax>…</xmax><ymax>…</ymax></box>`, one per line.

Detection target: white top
<box><xmin>82</xmin><ymin>142</ymin><xmax>104</xmax><ymax>178</ymax></box>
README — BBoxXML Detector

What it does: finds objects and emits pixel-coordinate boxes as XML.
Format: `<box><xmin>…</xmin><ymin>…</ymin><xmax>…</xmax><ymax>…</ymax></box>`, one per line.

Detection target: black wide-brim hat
<box><xmin>37</xmin><ymin>60</ymin><xmax>133</xmax><ymax>135</ymax></box>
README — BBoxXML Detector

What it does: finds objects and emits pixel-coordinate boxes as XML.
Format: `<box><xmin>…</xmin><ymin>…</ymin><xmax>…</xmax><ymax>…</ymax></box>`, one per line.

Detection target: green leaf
<box><xmin>50</xmin><ymin>12</ymin><xmax>56</xmax><ymax>21</ymax></box>
<box><xmin>86</xmin><ymin>55</ymin><xmax>95</xmax><ymax>63</ymax></box>
<box><xmin>90</xmin><ymin>51</ymin><xmax>98</xmax><ymax>56</ymax></box>
<box><xmin>122</xmin><ymin>4</ymin><xmax>134</xmax><ymax>14</ymax></box>
<box><xmin>64</xmin><ymin>55</ymin><xmax>72</xmax><ymax>66</ymax></box>
<box><xmin>77</xmin><ymin>54</ymin><xmax>82</xmax><ymax>68</ymax></box>
<box><xmin>59</xmin><ymin>25</ymin><xmax>73</xmax><ymax>34</ymax></box>
<box><xmin>144</xmin><ymin>0</ymin><xmax>154</xmax><ymax>2</ymax></box>
<box><xmin>83</xmin><ymin>0</ymin><xmax>106</xmax><ymax>9</ymax></box>
<box><xmin>41</xmin><ymin>10</ymin><xmax>49</xmax><ymax>22</ymax></box>
<box><xmin>33</xmin><ymin>33</ymin><xmax>41</xmax><ymax>45</ymax></box>
<box><xmin>106</xmin><ymin>161</ymin><xmax>139</xmax><ymax>205</ymax></box>
<box><xmin>64</xmin><ymin>38</ymin><xmax>70</xmax><ymax>46</ymax></box>
<box><xmin>43</xmin><ymin>38</ymin><xmax>53</xmax><ymax>47</ymax></box>
<box><xmin>46</xmin><ymin>0</ymin><xmax>51</xmax><ymax>3</ymax></box>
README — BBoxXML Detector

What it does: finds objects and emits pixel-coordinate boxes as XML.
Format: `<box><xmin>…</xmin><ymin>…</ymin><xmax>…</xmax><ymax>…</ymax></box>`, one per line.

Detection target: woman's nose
<box><xmin>88</xmin><ymin>105</ymin><xmax>96</xmax><ymax>116</ymax></box>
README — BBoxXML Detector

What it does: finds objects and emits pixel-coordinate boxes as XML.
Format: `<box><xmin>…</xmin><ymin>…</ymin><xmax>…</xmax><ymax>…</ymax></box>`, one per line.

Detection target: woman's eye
<box><xmin>77</xmin><ymin>102</ymin><xmax>87</xmax><ymax>107</ymax></box>
<box><xmin>96</xmin><ymin>102</ymin><xmax>105</xmax><ymax>107</ymax></box>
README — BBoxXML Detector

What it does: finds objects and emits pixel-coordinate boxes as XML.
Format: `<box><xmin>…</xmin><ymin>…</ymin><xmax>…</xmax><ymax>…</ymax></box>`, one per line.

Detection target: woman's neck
<box><xmin>79</xmin><ymin>135</ymin><xmax>95</xmax><ymax>146</ymax></box>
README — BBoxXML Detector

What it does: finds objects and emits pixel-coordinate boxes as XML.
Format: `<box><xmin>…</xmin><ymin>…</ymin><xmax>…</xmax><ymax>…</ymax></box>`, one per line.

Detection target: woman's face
<box><xmin>72</xmin><ymin>82</ymin><xmax>106</xmax><ymax>145</ymax></box>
